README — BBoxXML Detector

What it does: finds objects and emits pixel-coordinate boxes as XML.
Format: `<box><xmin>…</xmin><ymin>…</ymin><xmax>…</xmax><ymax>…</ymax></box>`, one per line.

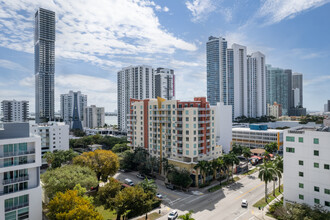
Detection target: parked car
<box><xmin>136</xmin><ymin>173</ymin><xmax>146</xmax><ymax>179</ymax></box>
<box><xmin>156</xmin><ymin>193</ymin><xmax>163</xmax><ymax>199</ymax></box>
<box><xmin>165</xmin><ymin>183</ymin><xmax>175</xmax><ymax>190</ymax></box>
<box><xmin>241</xmin><ymin>199</ymin><xmax>248</xmax><ymax>208</ymax></box>
<box><xmin>168</xmin><ymin>210</ymin><xmax>178</xmax><ymax>220</ymax></box>
<box><xmin>124</xmin><ymin>178</ymin><xmax>134</xmax><ymax>186</ymax></box>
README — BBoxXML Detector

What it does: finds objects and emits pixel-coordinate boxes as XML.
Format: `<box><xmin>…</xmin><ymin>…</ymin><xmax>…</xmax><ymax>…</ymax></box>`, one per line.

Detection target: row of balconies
<box><xmin>0</xmin><ymin>149</ymin><xmax>36</xmax><ymax>158</ymax></box>
<box><xmin>2</xmin><ymin>175</ymin><xmax>29</xmax><ymax>185</ymax></box>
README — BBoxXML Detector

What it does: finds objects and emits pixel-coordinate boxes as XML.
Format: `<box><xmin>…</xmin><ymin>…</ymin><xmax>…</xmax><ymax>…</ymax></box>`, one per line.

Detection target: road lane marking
<box><xmin>233</xmin><ymin>210</ymin><xmax>248</xmax><ymax>220</ymax></box>
<box><xmin>235</xmin><ymin>182</ymin><xmax>264</xmax><ymax>200</ymax></box>
<box><xmin>186</xmin><ymin>194</ymin><xmax>206</xmax><ymax>204</ymax></box>
<box><xmin>157</xmin><ymin>188</ymin><xmax>180</xmax><ymax>199</ymax></box>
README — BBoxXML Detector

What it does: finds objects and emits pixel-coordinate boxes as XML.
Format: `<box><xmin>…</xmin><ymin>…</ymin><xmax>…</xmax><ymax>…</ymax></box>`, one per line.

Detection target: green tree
<box><xmin>265</xmin><ymin>142</ymin><xmax>278</xmax><ymax>155</ymax></box>
<box><xmin>43</xmin><ymin>149</ymin><xmax>78</xmax><ymax>168</ymax></box>
<box><xmin>113</xmin><ymin>186</ymin><xmax>153</xmax><ymax>220</ymax></box>
<box><xmin>73</xmin><ymin>149</ymin><xmax>119</xmax><ymax>182</ymax></box>
<box><xmin>194</xmin><ymin>160</ymin><xmax>209</xmax><ymax>184</ymax></box>
<box><xmin>231</xmin><ymin>143</ymin><xmax>243</xmax><ymax>155</ymax></box>
<box><xmin>47</xmin><ymin>190</ymin><xmax>103</xmax><ymax>220</ymax></box>
<box><xmin>258</xmin><ymin>162</ymin><xmax>276</xmax><ymax>203</ymax></box>
<box><xmin>168</xmin><ymin>168</ymin><xmax>193</xmax><ymax>189</ymax></box>
<box><xmin>273</xmin><ymin>156</ymin><xmax>283</xmax><ymax>193</ymax></box>
<box><xmin>112</xmin><ymin>143</ymin><xmax>130</xmax><ymax>153</ymax></box>
<box><xmin>178</xmin><ymin>210</ymin><xmax>195</xmax><ymax>220</ymax></box>
<box><xmin>98</xmin><ymin>177</ymin><xmax>121</xmax><ymax>209</ymax></box>
<box><xmin>242</xmin><ymin>147</ymin><xmax>252</xmax><ymax>171</ymax></box>
<box><xmin>139</xmin><ymin>178</ymin><xmax>157</xmax><ymax>195</ymax></box>
<box><xmin>41</xmin><ymin>165</ymin><xmax>98</xmax><ymax>199</ymax></box>
<box><xmin>223</xmin><ymin>153</ymin><xmax>240</xmax><ymax>181</ymax></box>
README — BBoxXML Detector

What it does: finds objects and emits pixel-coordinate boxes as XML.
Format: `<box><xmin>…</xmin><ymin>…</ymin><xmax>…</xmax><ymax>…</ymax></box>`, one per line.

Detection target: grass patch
<box><xmin>242</xmin><ymin>168</ymin><xmax>257</xmax><ymax>175</ymax></box>
<box><xmin>208</xmin><ymin>177</ymin><xmax>241</xmax><ymax>192</ymax></box>
<box><xmin>95</xmin><ymin>205</ymin><xmax>116</xmax><ymax>220</ymax></box>
<box><xmin>253</xmin><ymin>185</ymin><xmax>283</xmax><ymax>208</ymax></box>
<box><xmin>136</xmin><ymin>212</ymin><xmax>161</xmax><ymax>220</ymax></box>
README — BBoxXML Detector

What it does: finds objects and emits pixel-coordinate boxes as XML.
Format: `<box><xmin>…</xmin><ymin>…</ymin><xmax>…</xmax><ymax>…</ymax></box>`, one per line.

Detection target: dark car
<box><xmin>165</xmin><ymin>183</ymin><xmax>175</xmax><ymax>190</ymax></box>
<box><xmin>136</xmin><ymin>173</ymin><xmax>146</xmax><ymax>179</ymax></box>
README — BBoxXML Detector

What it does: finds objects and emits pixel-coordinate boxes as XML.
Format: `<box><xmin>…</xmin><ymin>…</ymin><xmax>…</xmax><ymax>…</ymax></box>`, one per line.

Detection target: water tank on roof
<box><xmin>250</xmin><ymin>124</ymin><xmax>268</xmax><ymax>131</ymax></box>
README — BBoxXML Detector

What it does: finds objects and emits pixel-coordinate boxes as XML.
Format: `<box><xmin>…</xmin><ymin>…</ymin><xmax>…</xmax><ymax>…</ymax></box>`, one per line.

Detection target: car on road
<box><xmin>168</xmin><ymin>210</ymin><xmax>178</xmax><ymax>220</ymax></box>
<box><xmin>124</xmin><ymin>178</ymin><xmax>134</xmax><ymax>186</ymax></box>
<box><xmin>165</xmin><ymin>183</ymin><xmax>175</xmax><ymax>190</ymax></box>
<box><xmin>136</xmin><ymin>173</ymin><xmax>146</xmax><ymax>179</ymax></box>
<box><xmin>241</xmin><ymin>199</ymin><xmax>248</xmax><ymax>208</ymax></box>
<box><xmin>156</xmin><ymin>193</ymin><xmax>163</xmax><ymax>199</ymax></box>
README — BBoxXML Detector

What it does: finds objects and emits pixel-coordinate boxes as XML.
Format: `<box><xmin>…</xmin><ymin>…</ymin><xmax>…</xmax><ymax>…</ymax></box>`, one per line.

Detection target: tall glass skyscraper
<box><xmin>34</xmin><ymin>8</ymin><xmax>55</xmax><ymax>123</ymax></box>
<box><xmin>206</xmin><ymin>36</ymin><xmax>227</xmax><ymax>106</ymax></box>
<box><xmin>266</xmin><ymin>65</ymin><xmax>292</xmax><ymax>116</ymax></box>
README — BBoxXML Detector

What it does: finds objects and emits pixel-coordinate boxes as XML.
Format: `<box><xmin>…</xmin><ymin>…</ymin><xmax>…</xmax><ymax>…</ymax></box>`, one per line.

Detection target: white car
<box><xmin>168</xmin><ymin>210</ymin><xmax>178</xmax><ymax>220</ymax></box>
<box><xmin>241</xmin><ymin>199</ymin><xmax>248</xmax><ymax>208</ymax></box>
<box><xmin>156</xmin><ymin>193</ymin><xmax>163</xmax><ymax>199</ymax></box>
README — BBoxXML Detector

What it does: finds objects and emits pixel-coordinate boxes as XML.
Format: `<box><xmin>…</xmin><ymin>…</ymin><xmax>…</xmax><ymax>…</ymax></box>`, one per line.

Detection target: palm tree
<box><xmin>178</xmin><ymin>210</ymin><xmax>194</xmax><ymax>220</ymax></box>
<box><xmin>211</xmin><ymin>159</ymin><xmax>219</xmax><ymax>180</ymax></box>
<box><xmin>139</xmin><ymin>178</ymin><xmax>157</xmax><ymax>195</ymax></box>
<box><xmin>223</xmin><ymin>153</ymin><xmax>240</xmax><ymax>181</ymax></box>
<box><xmin>231</xmin><ymin>143</ymin><xmax>243</xmax><ymax>155</ymax></box>
<box><xmin>258</xmin><ymin>161</ymin><xmax>276</xmax><ymax>203</ymax></box>
<box><xmin>242</xmin><ymin>147</ymin><xmax>251</xmax><ymax>172</ymax></box>
<box><xmin>273</xmin><ymin>156</ymin><xmax>283</xmax><ymax>193</ymax></box>
<box><xmin>223</xmin><ymin>154</ymin><xmax>232</xmax><ymax>181</ymax></box>
<box><xmin>194</xmin><ymin>161</ymin><xmax>208</xmax><ymax>184</ymax></box>
<box><xmin>264</xmin><ymin>142</ymin><xmax>278</xmax><ymax>155</ymax></box>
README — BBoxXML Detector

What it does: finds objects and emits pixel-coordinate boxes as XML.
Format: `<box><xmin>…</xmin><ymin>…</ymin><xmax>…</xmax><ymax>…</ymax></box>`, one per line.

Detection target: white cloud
<box><xmin>0</xmin><ymin>0</ymin><xmax>196</xmax><ymax>69</ymax></box>
<box><xmin>185</xmin><ymin>0</ymin><xmax>216</xmax><ymax>22</ymax></box>
<box><xmin>258</xmin><ymin>0</ymin><xmax>330</xmax><ymax>24</ymax></box>
<box><xmin>163</xmin><ymin>6</ymin><xmax>169</xmax><ymax>12</ymax></box>
<box><xmin>0</xmin><ymin>59</ymin><xmax>29</xmax><ymax>72</ymax></box>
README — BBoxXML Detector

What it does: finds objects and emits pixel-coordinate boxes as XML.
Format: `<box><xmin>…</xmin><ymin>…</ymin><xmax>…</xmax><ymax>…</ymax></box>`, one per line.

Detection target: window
<box><xmin>186</xmin><ymin>117</ymin><xmax>189</xmax><ymax>121</ymax></box>
<box><xmin>324</xmin><ymin>164</ymin><xmax>330</xmax><ymax>170</ymax></box>
<box><xmin>314</xmin><ymin>198</ymin><xmax>320</xmax><ymax>204</ymax></box>
<box><xmin>194</xmin><ymin>150</ymin><xmax>196</xmax><ymax>155</ymax></box>
<box><xmin>286</xmin><ymin>136</ymin><xmax>295</xmax><ymax>142</ymax></box>
<box><xmin>194</xmin><ymin>144</ymin><xmax>196</xmax><ymax>148</ymax></box>
<box><xmin>314</xmin><ymin>186</ymin><xmax>320</xmax><ymax>192</ymax></box>
<box><xmin>299</xmin><ymin>194</ymin><xmax>304</xmax><ymax>200</ymax></box>
<box><xmin>299</xmin><ymin>183</ymin><xmax>304</xmax><ymax>188</ymax></box>
<box><xmin>314</xmin><ymin>138</ymin><xmax>319</xmax><ymax>144</ymax></box>
<box><xmin>186</xmin><ymin>144</ymin><xmax>189</xmax><ymax>148</ymax></box>
<box><xmin>325</xmin><ymin>189</ymin><xmax>330</xmax><ymax>195</ymax></box>
<box><xmin>299</xmin><ymin>160</ymin><xmax>304</xmax><ymax>166</ymax></box>
<box><xmin>314</xmin><ymin>150</ymin><xmax>319</xmax><ymax>156</ymax></box>
<box><xmin>194</xmin><ymin>124</ymin><xmax>196</xmax><ymax>128</ymax></box>
<box><xmin>186</xmin><ymin>124</ymin><xmax>189</xmax><ymax>128</ymax></box>
<box><xmin>286</xmin><ymin>147</ymin><xmax>295</xmax><ymax>153</ymax></box>
<box><xmin>314</xmin><ymin>163</ymin><xmax>319</xmax><ymax>168</ymax></box>
<box><xmin>194</xmin><ymin>110</ymin><xmax>196</xmax><ymax>115</ymax></box>
<box><xmin>299</xmin><ymin>137</ymin><xmax>303</xmax><ymax>143</ymax></box>
<box><xmin>185</xmin><ymin>110</ymin><xmax>188</xmax><ymax>115</ymax></box>
<box><xmin>299</xmin><ymin>172</ymin><xmax>304</xmax><ymax>177</ymax></box>
<box><xmin>186</xmin><ymin>150</ymin><xmax>189</xmax><ymax>155</ymax></box>
<box><xmin>325</xmin><ymin>201</ymin><xmax>330</xmax><ymax>207</ymax></box>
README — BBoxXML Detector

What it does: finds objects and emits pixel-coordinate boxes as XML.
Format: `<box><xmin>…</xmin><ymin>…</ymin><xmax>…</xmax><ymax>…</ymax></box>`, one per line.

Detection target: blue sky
<box><xmin>0</xmin><ymin>0</ymin><xmax>329</xmax><ymax>112</ymax></box>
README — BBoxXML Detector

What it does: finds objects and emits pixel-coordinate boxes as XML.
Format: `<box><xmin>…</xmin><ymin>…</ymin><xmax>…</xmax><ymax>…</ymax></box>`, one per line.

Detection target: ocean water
<box><xmin>105</xmin><ymin>115</ymin><xmax>117</xmax><ymax>126</ymax></box>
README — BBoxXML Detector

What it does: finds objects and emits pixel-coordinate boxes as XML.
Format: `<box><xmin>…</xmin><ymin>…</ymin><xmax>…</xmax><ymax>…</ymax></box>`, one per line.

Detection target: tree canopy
<box><xmin>73</xmin><ymin>149</ymin><xmax>119</xmax><ymax>181</ymax></box>
<box><xmin>43</xmin><ymin>149</ymin><xmax>78</xmax><ymax>168</ymax></box>
<box><xmin>112</xmin><ymin>143</ymin><xmax>130</xmax><ymax>153</ymax></box>
<box><xmin>98</xmin><ymin>177</ymin><xmax>122</xmax><ymax>209</ymax></box>
<box><xmin>168</xmin><ymin>168</ymin><xmax>193</xmax><ymax>188</ymax></box>
<box><xmin>47</xmin><ymin>190</ymin><xmax>103</xmax><ymax>220</ymax></box>
<box><xmin>41</xmin><ymin>165</ymin><xmax>98</xmax><ymax>199</ymax></box>
<box><xmin>70</xmin><ymin>134</ymin><xmax>128</xmax><ymax>150</ymax></box>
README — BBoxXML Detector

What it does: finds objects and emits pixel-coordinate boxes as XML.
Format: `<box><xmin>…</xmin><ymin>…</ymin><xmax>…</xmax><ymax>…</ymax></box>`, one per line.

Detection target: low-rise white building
<box><xmin>214</xmin><ymin>102</ymin><xmax>232</xmax><ymax>153</ymax></box>
<box><xmin>283</xmin><ymin>126</ymin><xmax>330</xmax><ymax>211</ymax></box>
<box><xmin>30</xmin><ymin>122</ymin><xmax>69</xmax><ymax>165</ymax></box>
<box><xmin>0</xmin><ymin>123</ymin><xmax>42</xmax><ymax>220</ymax></box>
<box><xmin>232</xmin><ymin>124</ymin><xmax>283</xmax><ymax>150</ymax></box>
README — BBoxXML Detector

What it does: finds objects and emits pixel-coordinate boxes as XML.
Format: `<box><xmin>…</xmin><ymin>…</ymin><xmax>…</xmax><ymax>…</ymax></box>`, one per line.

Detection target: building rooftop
<box><xmin>288</xmin><ymin>126</ymin><xmax>330</xmax><ymax>133</ymax></box>
<box><xmin>232</xmin><ymin>127</ymin><xmax>283</xmax><ymax>133</ymax></box>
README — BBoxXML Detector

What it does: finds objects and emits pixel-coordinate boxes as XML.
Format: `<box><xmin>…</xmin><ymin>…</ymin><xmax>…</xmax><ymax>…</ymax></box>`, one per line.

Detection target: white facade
<box><xmin>83</xmin><ymin>105</ymin><xmax>105</xmax><ymax>129</ymax></box>
<box><xmin>232</xmin><ymin>44</ymin><xmax>248</xmax><ymax>119</ymax></box>
<box><xmin>283</xmin><ymin>126</ymin><xmax>330</xmax><ymax>211</ymax></box>
<box><xmin>232</xmin><ymin>127</ymin><xmax>283</xmax><ymax>150</ymax></box>
<box><xmin>267</xmin><ymin>102</ymin><xmax>282</xmax><ymax>118</ymax></box>
<box><xmin>247</xmin><ymin>52</ymin><xmax>266</xmax><ymax>117</ymax></box>
<box><xmin>1</xmin><ymin>100</ymin><xmax>29</xmax><ymax>123</ymax></box>
<box><xmin>30</xmin><ymin>122</ymin><xmax>69</xmax><ymax>165</ymax></box>
<box><xmin>117</xmin><ymin>65</ymin><xmax>155</xmax><ymax>131</ymax></box>
<box><xmin>60</xmin><ymin>91</ymin><xmax>87</xmax><ymax>129</ymax></box>
<box><xmin>0</xmin><ymin>124</ymin><xmax>42</xmax><ymax>220</ymax></box>
<box><xmin>154</xmin><ymin>68</ymin><xmax>175</xmax><ymax>100</ymax></box>
<box><xmin>214</xmin><ymin>102</ymin><xmax>232</xmax><ymax>153</ymax></box>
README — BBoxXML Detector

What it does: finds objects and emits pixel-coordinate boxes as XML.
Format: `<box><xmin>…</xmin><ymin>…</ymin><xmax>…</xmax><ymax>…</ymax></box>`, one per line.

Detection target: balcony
<box><xmin>0</xmin><ymin>150</ymin><xmax>36</xmax><ymax>158</ymax></box>
<box><xmin>5</xmin><ymin>202</ymin><xmax>29</xmax><ymax>212</ymax></box>
<box><xmin>0</xmin><ymin>158</ymin><xmax>36</xmax><ymax>168</ymax></box>
<box><xmin>198</xmin><ymin>121</ymin><xmax>206</xmax><ymax>124</ymax></box>
<box><xmin>3</xmin><ymin>175</ymin><xmax>29</xmax><ymax>185</ymax></box>
<box><xmin>198</xmin><ymin>127</ymin><xmax>204</xmax><ymax>130</ymax></box>
<box><xmin>198</xmin><ymin>133</ymin><xmax>204</xmax><ymax>137</ymax></box>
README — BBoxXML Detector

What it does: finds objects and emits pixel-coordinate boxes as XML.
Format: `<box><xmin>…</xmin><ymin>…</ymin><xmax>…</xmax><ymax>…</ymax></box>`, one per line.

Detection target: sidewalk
<box><xmin>252</xmin><ymin>193</ymin><xmax>282</xmax><ymax>219</ymax></box>
<box><xmin>131</xmin><ymin>204</ymin><xmax>171</xmax><ymax>220</ymax></box>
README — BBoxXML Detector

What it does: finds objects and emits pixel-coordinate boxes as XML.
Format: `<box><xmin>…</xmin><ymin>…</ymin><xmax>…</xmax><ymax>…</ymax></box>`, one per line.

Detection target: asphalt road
<box><xmin>115</xmin><ymin>171</ymin><xmax>277</xmax><ymax>220</ymax></box>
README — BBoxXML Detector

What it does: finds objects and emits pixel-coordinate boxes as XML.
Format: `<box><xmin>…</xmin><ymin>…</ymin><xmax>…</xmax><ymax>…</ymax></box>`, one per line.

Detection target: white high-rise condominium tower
<box><xmin>60</xmin><ymin>91</ymin><xmax>87</xmax><ymax>130</ymax></box>
<box><xmin>154</xmin><ymin>68</ymin><xmax>175</xmax><ymax>100</ymax></box>
<box><xmin>0</xmin><ymin>123</ymin><xmax>42</xmax><ymax>220</ymax></box>
<box><xmin>117</xmin><ymin>65</ymin><xmax>154</xmax><ymax>131</ymax></box>
<box><xmin>206</xmin><ymin>36</ymin><xmax>266</xmax><ymax>120</ymax></box>
<box><xmin>1</xmin><ymin>100</ymin><xmax>29</xmax><ymax>123</ymax></box>
<box><xmin>35</xmin><ymin>8</ymin><xmax>55</xmax><ymax>124</ymax></box>
<box><xmin>247</xmin><ymin>52</ymin><xmax>266</xmax><ymax>117</ymax></box>
<box><xmin>83</xmin><ymin>105</ymin><xmax>105</xmax><ymax>129</ymax></box>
